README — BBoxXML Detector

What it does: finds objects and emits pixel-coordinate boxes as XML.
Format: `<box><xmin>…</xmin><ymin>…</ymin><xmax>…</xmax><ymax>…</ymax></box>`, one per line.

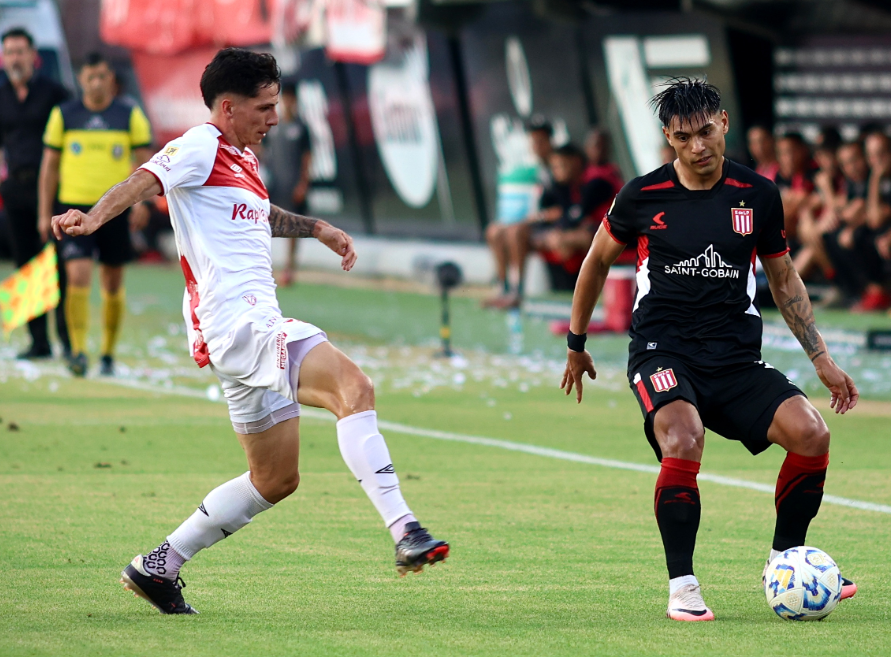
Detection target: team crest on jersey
<box><xmin>732</xmin><ymin>207</ymin><xmax>753</xmax><ymax>236</ymax></box>
<box><xmin>650</xmin><ymin>368</ymin><xmax>678</xmax><ymax>393</ymax></box>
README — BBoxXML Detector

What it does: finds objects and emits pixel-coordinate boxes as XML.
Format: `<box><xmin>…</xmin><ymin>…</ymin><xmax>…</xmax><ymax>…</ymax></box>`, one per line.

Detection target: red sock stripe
<box><xmin>783</xmin><ymin>451</ymin><xmax>829</xmax><ymax>472</ymax></box>
<box><xmin>775</xmin><ymin>451</ymin><xmax>829</xmax><ymax>509</ymax></box>
<box><xmin>657</xmin><ymin>457</ymin><xmax>700</xmax><ymax>489</ymax></box>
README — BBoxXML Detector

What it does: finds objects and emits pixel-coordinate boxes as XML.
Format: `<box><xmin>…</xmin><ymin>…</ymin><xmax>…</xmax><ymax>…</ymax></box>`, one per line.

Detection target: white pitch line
<box><xmin>107</xmin><ymin>377</ymin><xmax>891</xmax><ymax>516</ymax></box>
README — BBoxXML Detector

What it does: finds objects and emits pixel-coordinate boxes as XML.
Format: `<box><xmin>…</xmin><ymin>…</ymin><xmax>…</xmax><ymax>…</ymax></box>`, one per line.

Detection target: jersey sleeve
<box><xmin>129</xmin><ymin>106</ymin><xmax>153</xmax><ymax>149</ymax></box>
<box><xmin>138</xmin><ymin>132</ymin><xmax>214</xmax><ymax>195</ymax></box>
<box><xmin>756</xmin><ymin>185</ymin><xmax>790</xmax><ymax>258</ymax></box>
<box><xmin>43</xmin><ymin>106</ymin><xmax>64</xmax><ymax>150</ymax></box>
<box><xmin>602</xmin><ymin>183</ymin><xmax>637</xmax><ymax>244</ymax></box>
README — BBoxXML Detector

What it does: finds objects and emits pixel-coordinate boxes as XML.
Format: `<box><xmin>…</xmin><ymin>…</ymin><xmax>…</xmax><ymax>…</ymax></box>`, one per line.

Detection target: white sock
<box><xmin>769</xmin><ymin>548</ymin><xmax>781</xmax><ymax>563</ymax></box>
<box><xmin>669</xmin><ymin>574</ymin><xmax>699</xmax><ymax>596</ymax></box>
<box><xmin>388</xmin><ymin>513</ymin><xmax>418</xmax><ymax>542</ymax></box>
<box><xmin>167</xmin><ymin>471</ymin><xmax>273</xmax><ymax>560</ymax></box>
<box><xmin>336</xmin><ymin>410</ymin><xmax>412</xmax><ymax>531</ymax></box>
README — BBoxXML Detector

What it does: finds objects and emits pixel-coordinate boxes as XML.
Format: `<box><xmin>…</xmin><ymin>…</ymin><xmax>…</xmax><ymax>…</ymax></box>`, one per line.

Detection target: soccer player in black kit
<box><xmin>561</xmin><ymin>79</ymin><xmax>859</xmax><ymax>621</ymax></box>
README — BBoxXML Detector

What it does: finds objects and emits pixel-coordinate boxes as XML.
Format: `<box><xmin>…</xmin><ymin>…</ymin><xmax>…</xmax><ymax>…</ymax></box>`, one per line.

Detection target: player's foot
<box><xmin>666</xmin><ymin>584</ymin><xmax>715</xmax><ymax>621</ymax></box>
<box><xmin>67</xmin><ymin>352</ymin><xmax>88</xmax><ymax>377</ymax></box>
<box><xmin>120</xmin><ymin>555</ymin><xmax>198</xmax><ymax>614</ymax></box>
<box><xmin>17</xmin><ymin>343</ymin><xmax>52</xmax><ymax>360</ymax></box>
<box><xmin>100</xmin><ymin>354</ymin><xmax>115</xmax><ymax>376</ymax></box>
<box><xmin>394</xmin><ymin>521</ymin><xmax>449</xmax><ymax>576</ymax></box>
<box><xmin>840</xmin><ymin>576</ymin><xmax>857</xmax><ymax>600</ymax></box>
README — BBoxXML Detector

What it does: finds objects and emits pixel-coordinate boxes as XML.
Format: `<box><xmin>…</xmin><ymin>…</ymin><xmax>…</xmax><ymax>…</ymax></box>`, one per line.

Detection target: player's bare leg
<box><xmin>297</xmin><ymin>341</ymin><xmax>449</xmax><ymax>574</ymax></box>
<box><xmin>496</xmin><ymin>222</ymin><xmax>532</xmax><ymax>309</ymax></box>
<box><xmin>98</xmin><ymin>264</ymin><xmax>125</xmax><ymax>376</ymax></box>
<box><xmin>64</xmin><ymin>258</ymin><xmax>93</xmax><ymax>376</ymax></box>
<box><xmin>652</xmin><ymin>400</ymin><xmax>714</xmax><ymax>621</ymax></box>
<box><xmin>279</xmin><ymin>237</ymin><xmax>298</xmax><ymax>286</ymax></box>
<box><xmin>483</xmin><ymin>222</ymin><xmax>510</xmax><ymax>306</ymax></box>
<box><xmin>765</xmin><ymin>396</ymin><xmax>855</xmax><ymax>598</ymax></box>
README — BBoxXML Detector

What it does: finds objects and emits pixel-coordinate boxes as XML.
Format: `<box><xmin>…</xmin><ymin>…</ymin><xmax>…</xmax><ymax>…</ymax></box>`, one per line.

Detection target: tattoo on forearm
<box><xmin>775</xmin><ymin>256</ymin><xmax>823</xmax><ymax>358</ymax></box>
<box><xmin>810</xmin><ymin>351</ymin><xmax>825</xmax><ymax>362</ymax></box>
<box><xmin>269</xmin><ymin>205</ymin><xmax>318</xmax><ymax>238</ymax></box>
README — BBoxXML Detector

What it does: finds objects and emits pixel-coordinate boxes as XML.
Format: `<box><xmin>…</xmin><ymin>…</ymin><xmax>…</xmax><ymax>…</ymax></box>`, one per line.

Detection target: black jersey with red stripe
<box><xmin>603</xmin><ymin>158</ymin><xmax>789</xmax><ymax>370</ymax></box>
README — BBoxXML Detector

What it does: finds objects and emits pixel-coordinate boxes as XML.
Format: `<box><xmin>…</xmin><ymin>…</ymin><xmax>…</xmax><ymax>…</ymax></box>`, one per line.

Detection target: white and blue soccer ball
<box><xmin>764</xmin><ymin>546</ymin><xmax>842</xmax><ymax>621</ymax></box>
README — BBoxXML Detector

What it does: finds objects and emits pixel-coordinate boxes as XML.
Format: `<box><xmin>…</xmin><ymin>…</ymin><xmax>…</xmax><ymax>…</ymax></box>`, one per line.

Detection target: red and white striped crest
<box><xmin>732</xmin><ymin>208</ymin><xmax>753</xmax><ymax>236</ymax></box>
<box><xmin>650</xmin><ymin>368</ymin><xmax>678</xmax><ymax>393</ymax></box>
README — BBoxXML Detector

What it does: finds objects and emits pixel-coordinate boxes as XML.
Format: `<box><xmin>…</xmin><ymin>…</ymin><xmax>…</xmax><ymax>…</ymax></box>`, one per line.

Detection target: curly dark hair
<box><xmin>200</xmin><ymin>48</ymin><xmax>281</xmax><ymax>109</ymax></box>
<box><xmin>650</xmin><ymin>77</ymin><xmax>721</xmax><ymax>128</ymax></box>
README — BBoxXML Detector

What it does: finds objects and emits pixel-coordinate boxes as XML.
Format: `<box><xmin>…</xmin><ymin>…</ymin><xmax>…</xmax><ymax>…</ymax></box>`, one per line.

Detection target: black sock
<box><xmin>773</xmin><ymin>452</ymin><xmax>828</xmax><ymax>551</ymax></box>
<box><xmin>655</xmin><ymin>458</ymin><xmax>701</xmax><ymax>579</ymax></box>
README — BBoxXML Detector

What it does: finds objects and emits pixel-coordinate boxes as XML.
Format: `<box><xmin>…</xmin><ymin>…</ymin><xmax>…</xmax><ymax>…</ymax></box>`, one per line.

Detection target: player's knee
<box><xmin>264</xmin><ymin>470</ymin><xmax>300</xmax><ymax>503</ymax></box>
<box><xmin>792</xmin><ymin>410</ymin><xmax>830</xmax><ymax>456</ymax></box>
<box><xmin>337</xmin><ymin>371</ymin><xmax>375</xmax><ymax>418</ymax></box>
<box><xmin>660</xmin><ymin>428</ymin><xmax>704</xmax><ymax>459</ymax></box>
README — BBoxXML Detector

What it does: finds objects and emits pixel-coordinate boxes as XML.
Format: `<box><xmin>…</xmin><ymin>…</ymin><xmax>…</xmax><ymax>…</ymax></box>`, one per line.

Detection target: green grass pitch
<box><xmin>1</xmin><ymin>265</ymin><xmax>890</xmax><ymax>656</ymax></box>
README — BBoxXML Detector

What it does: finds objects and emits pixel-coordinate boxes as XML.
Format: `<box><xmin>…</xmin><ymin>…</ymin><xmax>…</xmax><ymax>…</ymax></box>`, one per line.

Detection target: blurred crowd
<box><xmin>748</xmin><ymin>123</ymin><xmax>891</xmax><ymax>312</ymax></box>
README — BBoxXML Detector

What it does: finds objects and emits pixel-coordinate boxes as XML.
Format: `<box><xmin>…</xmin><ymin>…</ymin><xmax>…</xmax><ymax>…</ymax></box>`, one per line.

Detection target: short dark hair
<box><xmin>526</xmin><ymin>114</ymin><xmax>553</xmax><ymax>137</ymax></box>
<box><xmin>80</xmin><ymin>52</ymin><xmax>108</xmax><ymax>70</ymax></box>
<box><xmin>200</xmin><ymin>48</ymin><xmax>281</xmax><ymax>110</ymax></box>
<box><xmin>650</xmin><ymin>77</ymin><xmax>721</xmax><ymax>128</ymax></box>
<box><xmin>1</xmin><ymin>27</ymin><xmax>34</xmax><ymax>48</ymax></box>
<box><xmin>552</xmin><ymin>143</ymin><xmax>585</xmax><ymax>161</ymax></box>
<box><xmin>778</xmin><ymin>131</ymin><xmax>807</xmax><ymax>147</ymax></box>
<box><xmin>817</xmin><ymin>125</ymin><xmax>842</xmax><ymax>151</ymax></box>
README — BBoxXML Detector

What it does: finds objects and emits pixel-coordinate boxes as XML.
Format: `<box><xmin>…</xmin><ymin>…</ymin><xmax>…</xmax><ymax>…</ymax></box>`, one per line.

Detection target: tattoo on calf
<box><xmin>269</xmin><ymin>205</ymin><xmax>318</xmax><ymax>238</ymax></box>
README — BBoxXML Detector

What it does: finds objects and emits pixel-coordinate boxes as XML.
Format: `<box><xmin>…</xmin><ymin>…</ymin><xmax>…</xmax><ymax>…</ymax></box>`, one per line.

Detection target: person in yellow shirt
<box><xmin>38</xmin><ymin>52</ymin><xmax>153</xmax><ymax>376</ymax></box>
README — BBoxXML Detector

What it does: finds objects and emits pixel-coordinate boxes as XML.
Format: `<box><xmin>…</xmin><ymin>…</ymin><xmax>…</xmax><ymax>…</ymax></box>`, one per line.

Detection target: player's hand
<box><xmin>317</xmin><ymin>224</ymin><xmax>357</xmax><ymax>271</ymax></box>
<box><xmin>38</xmin><ymin>214</ymin><xmax>52</xmax><ymax>243</ymax></box>
<box><xmin>52</xmin><ymin>209</ymin><xmax>102</xmax><ymax>239</ymax></box>
<box><xmin>560</xmin><ymin>349</ymin><xmax>597</xmax><ymax>404</ymax></box>
<box><xmin>813</xmin><ymin>353</ymin><xmax>858</xmax><ymax>414</ymax></box>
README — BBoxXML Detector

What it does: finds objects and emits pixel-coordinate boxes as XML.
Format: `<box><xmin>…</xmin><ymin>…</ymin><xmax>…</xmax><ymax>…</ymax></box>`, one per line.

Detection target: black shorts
<box><xmin>57</xmin><ymin>202</ymin><xmax>133</xmax><ymax>266</ymax></box>
<box><xmin>628</xmin><ymin>355</ymin><xmax>805</xmax><ymax>461</ymax></box>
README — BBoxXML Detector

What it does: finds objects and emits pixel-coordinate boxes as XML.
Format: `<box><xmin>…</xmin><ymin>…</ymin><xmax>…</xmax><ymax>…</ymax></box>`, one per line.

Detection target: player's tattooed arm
<box><xmin>763</xmin><ymin>253</ymin><xmax>825</xmax><ymax>360</ymax></box>
<box><xmin>268</xmin><ymin>204</ymin><xmax>358</xmax><ymax>271</ymax></box>
<box><xmin>763</xmin><ymin>252</ymin><xmax>859</xmax><ymax>413</ymax></box>
<box><xmin>268</xmin><ymin>204</ymin><xmax>320</xmax><ymax>238</ymax></box>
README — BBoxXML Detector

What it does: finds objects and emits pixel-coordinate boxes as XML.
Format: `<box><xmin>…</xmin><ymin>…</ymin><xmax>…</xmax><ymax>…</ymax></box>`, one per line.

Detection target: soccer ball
<box><xmin>764</xmin><ymin>546</ymin><xmax>842</xmax><ymax>621</ymax></box>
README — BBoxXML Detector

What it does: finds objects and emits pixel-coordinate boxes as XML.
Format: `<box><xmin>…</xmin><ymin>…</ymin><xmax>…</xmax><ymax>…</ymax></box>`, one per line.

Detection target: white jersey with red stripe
<box><xmin>139</xmin><ymin>123</ymin><xmax>317</xmax><ymax>369</ymax></box>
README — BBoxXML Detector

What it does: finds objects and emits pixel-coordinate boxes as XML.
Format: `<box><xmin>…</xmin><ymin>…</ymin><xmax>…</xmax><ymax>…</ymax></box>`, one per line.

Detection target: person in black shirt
<box><xmin>560</xmin><ymin>78</ymin><xmax>859</xmax><ymax>621</ymax></box>
<box><xmin>0</xmin><ymin>27</ymin><xmax>69</xmax><ymax>359</ymax></box>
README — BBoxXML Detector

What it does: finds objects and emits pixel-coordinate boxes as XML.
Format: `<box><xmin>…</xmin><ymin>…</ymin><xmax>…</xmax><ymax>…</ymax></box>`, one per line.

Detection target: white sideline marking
<box><xmin>109</xmin><ymin>378</ymin><xmax>891</xmax><ymax>516</ymax></box>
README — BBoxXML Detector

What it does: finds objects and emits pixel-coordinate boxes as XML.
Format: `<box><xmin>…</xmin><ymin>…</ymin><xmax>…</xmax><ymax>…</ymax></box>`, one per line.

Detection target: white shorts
<box><xmin>207</xmin><ymin>308</ymin><xmax>328</xmax><ymax>432</ymax></box>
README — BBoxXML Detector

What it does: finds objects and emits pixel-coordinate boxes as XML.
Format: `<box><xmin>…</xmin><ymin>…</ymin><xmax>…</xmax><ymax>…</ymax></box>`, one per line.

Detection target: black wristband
<box><xmin>567</xmin><ymin>330</ymin><xmax>587</xmax><ymax>352</ymax></box>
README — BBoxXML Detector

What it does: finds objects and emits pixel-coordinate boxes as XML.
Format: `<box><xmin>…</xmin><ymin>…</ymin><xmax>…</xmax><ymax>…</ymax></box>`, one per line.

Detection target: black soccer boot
<box><xmin>100</xmin><ymin>354</ymin><xmax>115</xmax><ymax>376</ymax></box>
<box><xmin>17</xmin><ymin>343</ymin><xmax>52</xmax><ymax>360</ymax></box>
<box><xmin>394</xmin><ymin>521</ymin><xmax>449</xmax><ymax>576</ymax></box>
<box><xmin>120</xmin><ymin>555</ymin><xmax>198</xmax><ymax>614</ymax></box>
<box><xmin>67</xmin><ymin>352</ymin><xmax>88</xmax><ymax>377</ymax></box>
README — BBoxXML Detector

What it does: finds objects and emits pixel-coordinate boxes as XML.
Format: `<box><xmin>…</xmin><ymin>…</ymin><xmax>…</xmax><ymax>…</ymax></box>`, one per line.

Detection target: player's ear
<box><xmin>721</xmin><ymin>110</ymin><xmax>729</xmax><ymax>134</ymax></box>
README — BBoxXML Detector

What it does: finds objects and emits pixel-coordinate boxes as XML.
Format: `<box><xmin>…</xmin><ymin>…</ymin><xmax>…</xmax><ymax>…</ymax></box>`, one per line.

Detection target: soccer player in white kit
<box><xmin>52</xmin><ymin>48</ymin><xmax>449</xmax><ymax>615</ymax></box>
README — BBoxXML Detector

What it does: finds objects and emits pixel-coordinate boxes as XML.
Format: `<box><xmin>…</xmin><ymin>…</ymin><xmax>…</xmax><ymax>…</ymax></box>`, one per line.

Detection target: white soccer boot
<box><xmin>666</xmin><ymin>583</ymin><xmax>715</xmax><ymax>621</ymax></box>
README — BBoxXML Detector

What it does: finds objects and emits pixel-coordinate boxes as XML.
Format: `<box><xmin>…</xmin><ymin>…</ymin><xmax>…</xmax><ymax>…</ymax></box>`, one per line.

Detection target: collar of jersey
<box><xmin>667</xmin><ymin>157</ymin><xmax>730</xmax><ymax>199</ymax></box>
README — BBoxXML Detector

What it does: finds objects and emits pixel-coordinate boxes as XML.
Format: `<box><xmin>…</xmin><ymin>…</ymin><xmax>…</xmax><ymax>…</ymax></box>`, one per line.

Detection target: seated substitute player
<box><xmin>560</xmin><ymin>78</ymin><xmax>858</xmax><ymax>622</ymax></box>
<box><xmin>53</xmin><ymin>48</ymin><xmax>448</xmax><ymax>615</ymax></box>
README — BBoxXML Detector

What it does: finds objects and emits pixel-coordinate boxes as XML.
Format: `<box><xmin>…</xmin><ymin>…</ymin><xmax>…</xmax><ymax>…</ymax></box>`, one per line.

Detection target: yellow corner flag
<box><xmin>0</xmin><ymin>243</ymin><xmax>60</xmax><ymax>337</ymax></box>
